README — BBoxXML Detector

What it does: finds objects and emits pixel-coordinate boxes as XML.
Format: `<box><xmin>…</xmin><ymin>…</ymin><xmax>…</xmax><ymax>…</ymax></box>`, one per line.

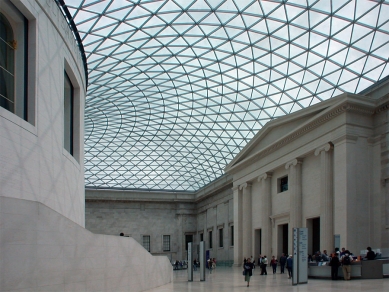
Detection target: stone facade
<box><xmin>86</xmin><ymin>175</ymin><xmax>234</xmax><ymax>262</ymax></box>
<box><xmin>226</xmin><ymin>78</ymin><xmax>389</xmax><ymax>265</ymax></box>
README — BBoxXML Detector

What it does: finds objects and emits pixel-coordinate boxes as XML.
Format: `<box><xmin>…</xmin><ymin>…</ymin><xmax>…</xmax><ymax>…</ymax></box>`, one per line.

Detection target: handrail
<box><xmin>55</xmin><ymin>0</ymin><xmax>88</xmax><ymax>88</ymax></box>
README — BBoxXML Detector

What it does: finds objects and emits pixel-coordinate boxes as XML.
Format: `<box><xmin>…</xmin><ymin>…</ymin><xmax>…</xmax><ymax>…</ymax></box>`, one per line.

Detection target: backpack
<box><xmin>343</xmin><ymin>255</ymin><xmax>351</xmax><ymax>265</ymax></box>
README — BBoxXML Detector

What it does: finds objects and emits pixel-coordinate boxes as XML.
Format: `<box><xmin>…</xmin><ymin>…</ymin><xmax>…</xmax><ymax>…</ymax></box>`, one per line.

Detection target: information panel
<box><xmin>188</xmin><ymin>242</ymin><xmax>193</xmax><ymax>281</ymax></box>
<box><xmin>298</xmin><ymin>228</ymin><xmax>308</xmax><ymax>284</ymax></box>
<box><xmin>200</xmin><ymin>241</ymin><xmax>205</xmax><ymax>281</ymax></box>
<box><xmin>293</xmin><ymin>228</ymin><xmax>298</xmax><ymax>285</ymax></box>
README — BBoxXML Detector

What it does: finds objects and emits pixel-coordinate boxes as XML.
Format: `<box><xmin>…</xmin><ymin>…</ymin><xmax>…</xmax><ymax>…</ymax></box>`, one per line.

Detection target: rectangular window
<box><xmin>279</xmin><ymin>176</ymin><xmax>288</xmax><ymax>192</ymax></box>
<box><xmin>209</xmin><ymin>230</ymin><xmax>213</xmax><ymax>249</ymax></box>
<box><xmin>163</xmin><ymin>235</ymin><xmax>170</xmax><ymax>251</ymax></box>
<box><xmin>231</xmin><ymin>225</ymin><xmax>234</xmax><ymax>246</ymax></box>
<box><xmin>143</xmin><ymin>235</ymin><xmax>150</xmax><ymax>252</ymax></box>
<box><xmin>219</xmin><ymin>228</ymin><xmax>223</xmax><ymax>248</ymax></box>
<box><xmin>185</xmin><ymin>234</ymin><xmax>193</xmax><ymax>251</ymax></box>
<box><xmin>0</xmin><ymin>5</ymin><xmax>29</xmax><ymax>121</ymax></box>
<box><xmin>64</xmin><ymin>72</ymin><xmax>74</xmax><ymax>155</ymax></box>
<box><xmin>200</xmin><ymin>233</ymin><xmax>203</xmax><ymax>242</ymax></box>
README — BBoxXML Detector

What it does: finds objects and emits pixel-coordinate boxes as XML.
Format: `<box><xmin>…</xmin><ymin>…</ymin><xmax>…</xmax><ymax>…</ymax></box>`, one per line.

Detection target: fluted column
<box><xmin>315</xmin><ymin>143</ymin><xmax>334</xmax><ymax>252</ymax></box>
<box><xmin>258</xmin><ymin>172</ymin><xmax>272</xmax><ymax>257</ymax></box>
<box><xmin>240</xmin><ymin>182</ymin><xmax>252</xmax><ymax>259</ymax></box>
<box><xmin>233</xmin><ymin>186</ymin><xmax>243</xmax><ymax>266</ymax></box>
<box><xmin>285</xmin><ymin>158</ymin><xmax>303</xmax><ymax>253</ymax></box>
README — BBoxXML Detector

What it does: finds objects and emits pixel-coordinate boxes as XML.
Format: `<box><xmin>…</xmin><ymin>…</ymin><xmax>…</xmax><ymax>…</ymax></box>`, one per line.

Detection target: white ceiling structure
<box><xmin>65</xmin><ymin>0</ymin><xmax>389</xmax><ymax>191</ymax></box>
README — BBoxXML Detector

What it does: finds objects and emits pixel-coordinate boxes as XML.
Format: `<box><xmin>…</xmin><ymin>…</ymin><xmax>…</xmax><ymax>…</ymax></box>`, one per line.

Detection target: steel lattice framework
<box><xmin>65</xmin><ymin>0</ymin><xmax>389</xmax><ymax>191</ymax></box>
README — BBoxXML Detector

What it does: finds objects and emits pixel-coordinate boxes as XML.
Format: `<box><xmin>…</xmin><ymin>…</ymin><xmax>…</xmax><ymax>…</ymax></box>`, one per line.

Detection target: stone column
<box><xmin>285</xmin><ymin>158</ymin><xmax>303</xmax><ymax>253</ymax></box>
<box><xmin>315</xmin><ymin>143</ymin><xmax>334</xmax><ymax>252</ymax></box>
<box><xmin>240</xmin><ymin>183</ymin><xmax>252</xmax><ymax>259</ymax></box>
<box><xmin>258</xmin><ymin>172</ymin><xmax>272</xmax><ymax>257</ymax></box>
<box><xmin>233</xmin><ymin>186</ymin><xmax>243</xmax><ymax>266</ymax></box>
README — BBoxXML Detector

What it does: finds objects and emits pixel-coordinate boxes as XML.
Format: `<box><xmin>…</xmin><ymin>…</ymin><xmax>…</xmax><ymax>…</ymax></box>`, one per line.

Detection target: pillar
<box><xmin>258</xmin><ymin>172</ymin><xmax>272</xmax><ymax>257</ymax></box>
<box><xmin>286</xmin><ymin>158</ymin><xmax>303</xmax><ymax>253</ymax></box>
<box><xmin>240</xmin><ymin>183</ymin><xmax>252</xmax><ymax>259</ymax></box>
<box><xmin>233</xmin><ymin>186</ymin><xmax>243</xmax><ymax>266</ymax></box>
<box><xmin>314</xmin><ymin>143</ymin><xmax>334</xmax><ymax>252</ymax></box>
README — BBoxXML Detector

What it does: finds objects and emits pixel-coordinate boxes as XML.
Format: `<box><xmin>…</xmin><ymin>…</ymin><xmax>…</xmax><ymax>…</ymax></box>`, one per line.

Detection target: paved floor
<box><xmin>145</xmin><ymin>267</ymin><xmax>388</xmax><ymax>291</ymax></box>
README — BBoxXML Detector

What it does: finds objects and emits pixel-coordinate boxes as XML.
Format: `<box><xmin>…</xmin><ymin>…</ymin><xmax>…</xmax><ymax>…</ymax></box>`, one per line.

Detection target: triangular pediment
<box><xmin>225</xmin><ymin>94</ymin><xmax>348</xmax><ymax>173</ymax></box>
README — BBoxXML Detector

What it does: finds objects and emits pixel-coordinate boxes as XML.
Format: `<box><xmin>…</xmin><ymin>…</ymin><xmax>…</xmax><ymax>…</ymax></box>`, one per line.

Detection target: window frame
<box><xmin>279</xmin><ymin>176</ymin><xmax>288</xmax><ymax>193</ymax></box>
<box><xmin>64</xmin><ymin>71</ymin><xmax>74</xmax><ymax>155</ymax></box>
<box><xmin>218</xmin><ymin>228</ymin><xmax>223</xmax><ymax>248</ymax></box>
<box><xmin>163</xmin><ymin>235</ymin><xmax>170</xmax><ymax>252</ymax></box>
<box><xmin>0</xmin><ymin>5</ymin><xmax>29</xmax><ymax>121</ymax></box>
<box><xmin>142</xmin><ymin>235</ymin><xmax>150</xmax><ymax>252</ymax></box>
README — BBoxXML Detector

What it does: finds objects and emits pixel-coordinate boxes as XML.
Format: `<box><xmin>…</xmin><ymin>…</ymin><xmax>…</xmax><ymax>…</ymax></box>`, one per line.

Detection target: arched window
<box><xmin>0</xmin><ymin>12</ymin><xmax>15</xmax><ymax>112</ymax></box>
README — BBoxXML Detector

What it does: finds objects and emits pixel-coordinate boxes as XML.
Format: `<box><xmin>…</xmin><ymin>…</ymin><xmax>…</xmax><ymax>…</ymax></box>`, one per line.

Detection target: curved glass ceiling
<box><xmin>66</xmin><ymin>0</ymin><xmax>389</xmax><ymax>191</ymax></box>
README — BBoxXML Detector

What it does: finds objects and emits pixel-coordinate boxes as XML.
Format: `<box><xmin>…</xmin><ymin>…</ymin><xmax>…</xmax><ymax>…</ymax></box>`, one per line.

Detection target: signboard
<box><xmin>292</xmin><ymin>227</ymin><xmax>308</xmax><ymax>285</ymax></box>
<box><xmin>293</xmin><ymin>228</ymin><xmax>298</xmax><ymax>285</ymax></box>
<box><xmin>200</xmin><ymin>241</ymin><xmax>205</xmax><ymax>281</ymax></box>
<box><xmin>298</xmin><ymin>228</ymin><xmax>308</xmax><ymax>284</ymax></box>
<box><xmin>188</xmin><ymin>242</ymin><xmax>193</xmax><ymax>281</ymax></box>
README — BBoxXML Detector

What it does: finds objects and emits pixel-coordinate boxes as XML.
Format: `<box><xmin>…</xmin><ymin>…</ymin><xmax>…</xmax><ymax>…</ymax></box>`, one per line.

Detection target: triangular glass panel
<box><xmin>188</xmin><ymin>11</ymin><xmax>210</xmax><ymax>23</ymax></box>
<box><xmin>334</xmin><ymin>0</ymin><xmax>356</xmax><ymax>21</ymax></box>
<box><xmin>358</xmin><ymin>6</ymin><xmax>380</xmax><ymax>28</ymax></box>
<box><xmin>241</xmin><ymin>13</ymin><xmax>261</xmax><ymax>28</ymax></box>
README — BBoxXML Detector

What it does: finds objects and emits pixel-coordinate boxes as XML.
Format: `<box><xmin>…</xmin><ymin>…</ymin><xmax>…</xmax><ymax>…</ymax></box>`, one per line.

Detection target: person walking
<box><xmin>279</xmin><ymin>253</ymin><xmax>287</xmax><ymax>274</ymax></box>
<box><xmin>270</xmin><ymin>256</ymin><xmax>278</xmax><ymax>274</ymax></box>
<box><xmin>286</xmin><ymin>255</ymin><xmax>293</xmax><ymax>279</ymax></box>
<box><xmin>243</xmin><ymin>258</ymin><xmax>254</xmax><ymax>287</ymax></box>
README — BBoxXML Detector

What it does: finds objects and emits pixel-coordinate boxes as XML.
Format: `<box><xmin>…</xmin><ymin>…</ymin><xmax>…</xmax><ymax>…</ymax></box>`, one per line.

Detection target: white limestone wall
<box><xmin>228</xmin><ymin>90</ymin><xmax>388</xmax><ymax>261</ymax></box>
<box><xmin>0</xmin><ymin>196</ymin><xmax>173</xmax><ymax>292</ymax></box>
<box><xmin>0</xmin><ymin>0</ymin><xmax>85</xmax><ymax>226</ymax></box>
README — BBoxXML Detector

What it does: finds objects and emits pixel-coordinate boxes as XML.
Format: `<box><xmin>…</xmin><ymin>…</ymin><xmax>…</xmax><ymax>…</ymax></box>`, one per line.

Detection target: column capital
<box><xmin>285</xmin><ymin>158</ymin><xmax>302</xmax><ymax>169</ymax></box>
<box><xmin>231</xmin><ymin>185</ymin><xmax>240</xmax><ymax>192</ymax></box>
<box><xmin>258</xmin><ymin>172</ymin><xmax>273</xmax><ymax>182</ymax></box>
<box><xmin>239</xmin><ymin>182</ymin><xmax>252</xmax><ymax>190</ymax></box>
<box><xmin>314</xmin><ymin>142</ymin><xmax>333</xmax><ymax>156</ymax></box>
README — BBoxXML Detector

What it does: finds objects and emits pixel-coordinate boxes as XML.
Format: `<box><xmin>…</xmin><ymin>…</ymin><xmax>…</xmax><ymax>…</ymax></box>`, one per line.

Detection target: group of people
<box><xmin>243</xmin><ymin>253</ymin><xmax>294</xmax><ymax>286</ymax></box>
<box><xmin>310</xmin><ymin>246</ymin><xmax>377</xmax><ymax>281</ymax></box>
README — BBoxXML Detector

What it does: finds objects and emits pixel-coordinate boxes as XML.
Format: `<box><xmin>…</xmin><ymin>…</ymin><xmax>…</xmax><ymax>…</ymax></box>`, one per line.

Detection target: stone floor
<box><xmin>145</xmin><ymin>266</ymin><xmax>388</xmax><ymax>292</ymax></box>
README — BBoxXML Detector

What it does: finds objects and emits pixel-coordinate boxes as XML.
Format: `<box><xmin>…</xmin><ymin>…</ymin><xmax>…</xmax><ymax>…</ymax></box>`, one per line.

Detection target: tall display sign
<box><xmin>292</xmin><ymin>228</ymin><xmax>308</xmax><ymax>285</ymax></box>
<box><xmin>188</xmin><ymin>242</ymin><xmax>193</xmax><ymax>282</ymax></box>
<box><xmin>200</xmin><ymin>241</ymin><xmax>206</xmax><ymax>281</ymax></box>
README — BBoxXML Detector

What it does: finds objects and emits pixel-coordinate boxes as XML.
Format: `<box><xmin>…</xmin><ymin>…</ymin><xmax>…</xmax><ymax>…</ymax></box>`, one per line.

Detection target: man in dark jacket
<box><xmin>330</xmin><ymin>253</ymin><xmax>340</xmax><ymax>280</ymax></box>
<box><xmin>279</xmin><ymin>253</ymin><xmax>287</xmax><ymax>274</ymax></box>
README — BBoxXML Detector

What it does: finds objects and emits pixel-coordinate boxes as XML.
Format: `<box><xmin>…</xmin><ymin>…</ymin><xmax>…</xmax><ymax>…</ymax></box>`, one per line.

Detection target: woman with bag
<box><xmin>243</xmin><ymin>258</ymin><xmax>254</xmax><ymax>287</ymax></box>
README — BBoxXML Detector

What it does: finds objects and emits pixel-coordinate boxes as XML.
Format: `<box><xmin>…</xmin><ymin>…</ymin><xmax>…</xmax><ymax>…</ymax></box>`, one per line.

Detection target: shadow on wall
<box><xmin>0</xmin><ymin>196</ymin><xmax>173</xmax><ymax>291</ymax></box>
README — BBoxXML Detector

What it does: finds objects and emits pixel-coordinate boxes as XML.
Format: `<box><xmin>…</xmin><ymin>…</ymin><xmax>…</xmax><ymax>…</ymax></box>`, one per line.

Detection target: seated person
<box><xmin>365</xmin><ymin>247</ymin><xmax>376</xmax><ymax>260</ymax></box>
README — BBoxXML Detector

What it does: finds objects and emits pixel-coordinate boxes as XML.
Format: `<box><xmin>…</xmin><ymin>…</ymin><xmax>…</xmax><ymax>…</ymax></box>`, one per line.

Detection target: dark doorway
<box><xmin>312</xmin><ymin>218</ymin><xmax>320</xmax><ymax>253</ymax></box>
<box><xmin>278</xmin><ymin>223</ymin><xmax>289</xmax><ymax>255</ymax></box>
<box><xmin>282</xmin><ymin>224</ymin><xmax>288</xmax><ymax>254</ymax></box>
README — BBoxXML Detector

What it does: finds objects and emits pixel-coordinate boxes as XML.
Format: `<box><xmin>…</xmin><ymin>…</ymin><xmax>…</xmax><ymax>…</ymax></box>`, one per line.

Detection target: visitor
<box><xmin>329</xmin><ymin>252</ymin><xmax>340</xmax><ymax>280</ymax></box>
<box><xmin>279</xmin><ymin>253</ymin><xmax>287</xmax><ymax>274</ymax></box>
<box><xmin>365</xmin><ymin>247</ymin><xmax>376</xmax><ymax>260</ymax></box>
<box><xmin>340</xmin><ymin>250</ymin><xmax>353</xmax><ymax>280</ymax></box>
<box><xmin>270</xmin><ymin>256</ymin><xmax>278</xmax><ymax>274</ymax></box>
<box><xmin>286</xmin><ymin>255</ymin><xmax>293</xmax><ymax>279</ymax></box>
<box><xmin>243</xmin><ymin>258</ymin><xmax>254</xmax><ymax>287</ymax></box>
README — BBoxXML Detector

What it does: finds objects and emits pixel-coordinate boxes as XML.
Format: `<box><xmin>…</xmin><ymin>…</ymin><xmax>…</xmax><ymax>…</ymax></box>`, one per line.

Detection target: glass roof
<box><xmin>66</xmin><ymin>0</ymin><xmax>389</xmax><ymax>191</ymax></box>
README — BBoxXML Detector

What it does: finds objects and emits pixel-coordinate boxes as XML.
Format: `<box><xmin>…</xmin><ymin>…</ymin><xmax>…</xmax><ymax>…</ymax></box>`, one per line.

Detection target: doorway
<box><xmin>307</xmin><ymin>217</ymin><xmax>320</xmax><ymax>255</ymax></box>
<box><xmin>277</xmin><ymin>224</ymin><xmax>288</xmax><ymax>255</ymax></box>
